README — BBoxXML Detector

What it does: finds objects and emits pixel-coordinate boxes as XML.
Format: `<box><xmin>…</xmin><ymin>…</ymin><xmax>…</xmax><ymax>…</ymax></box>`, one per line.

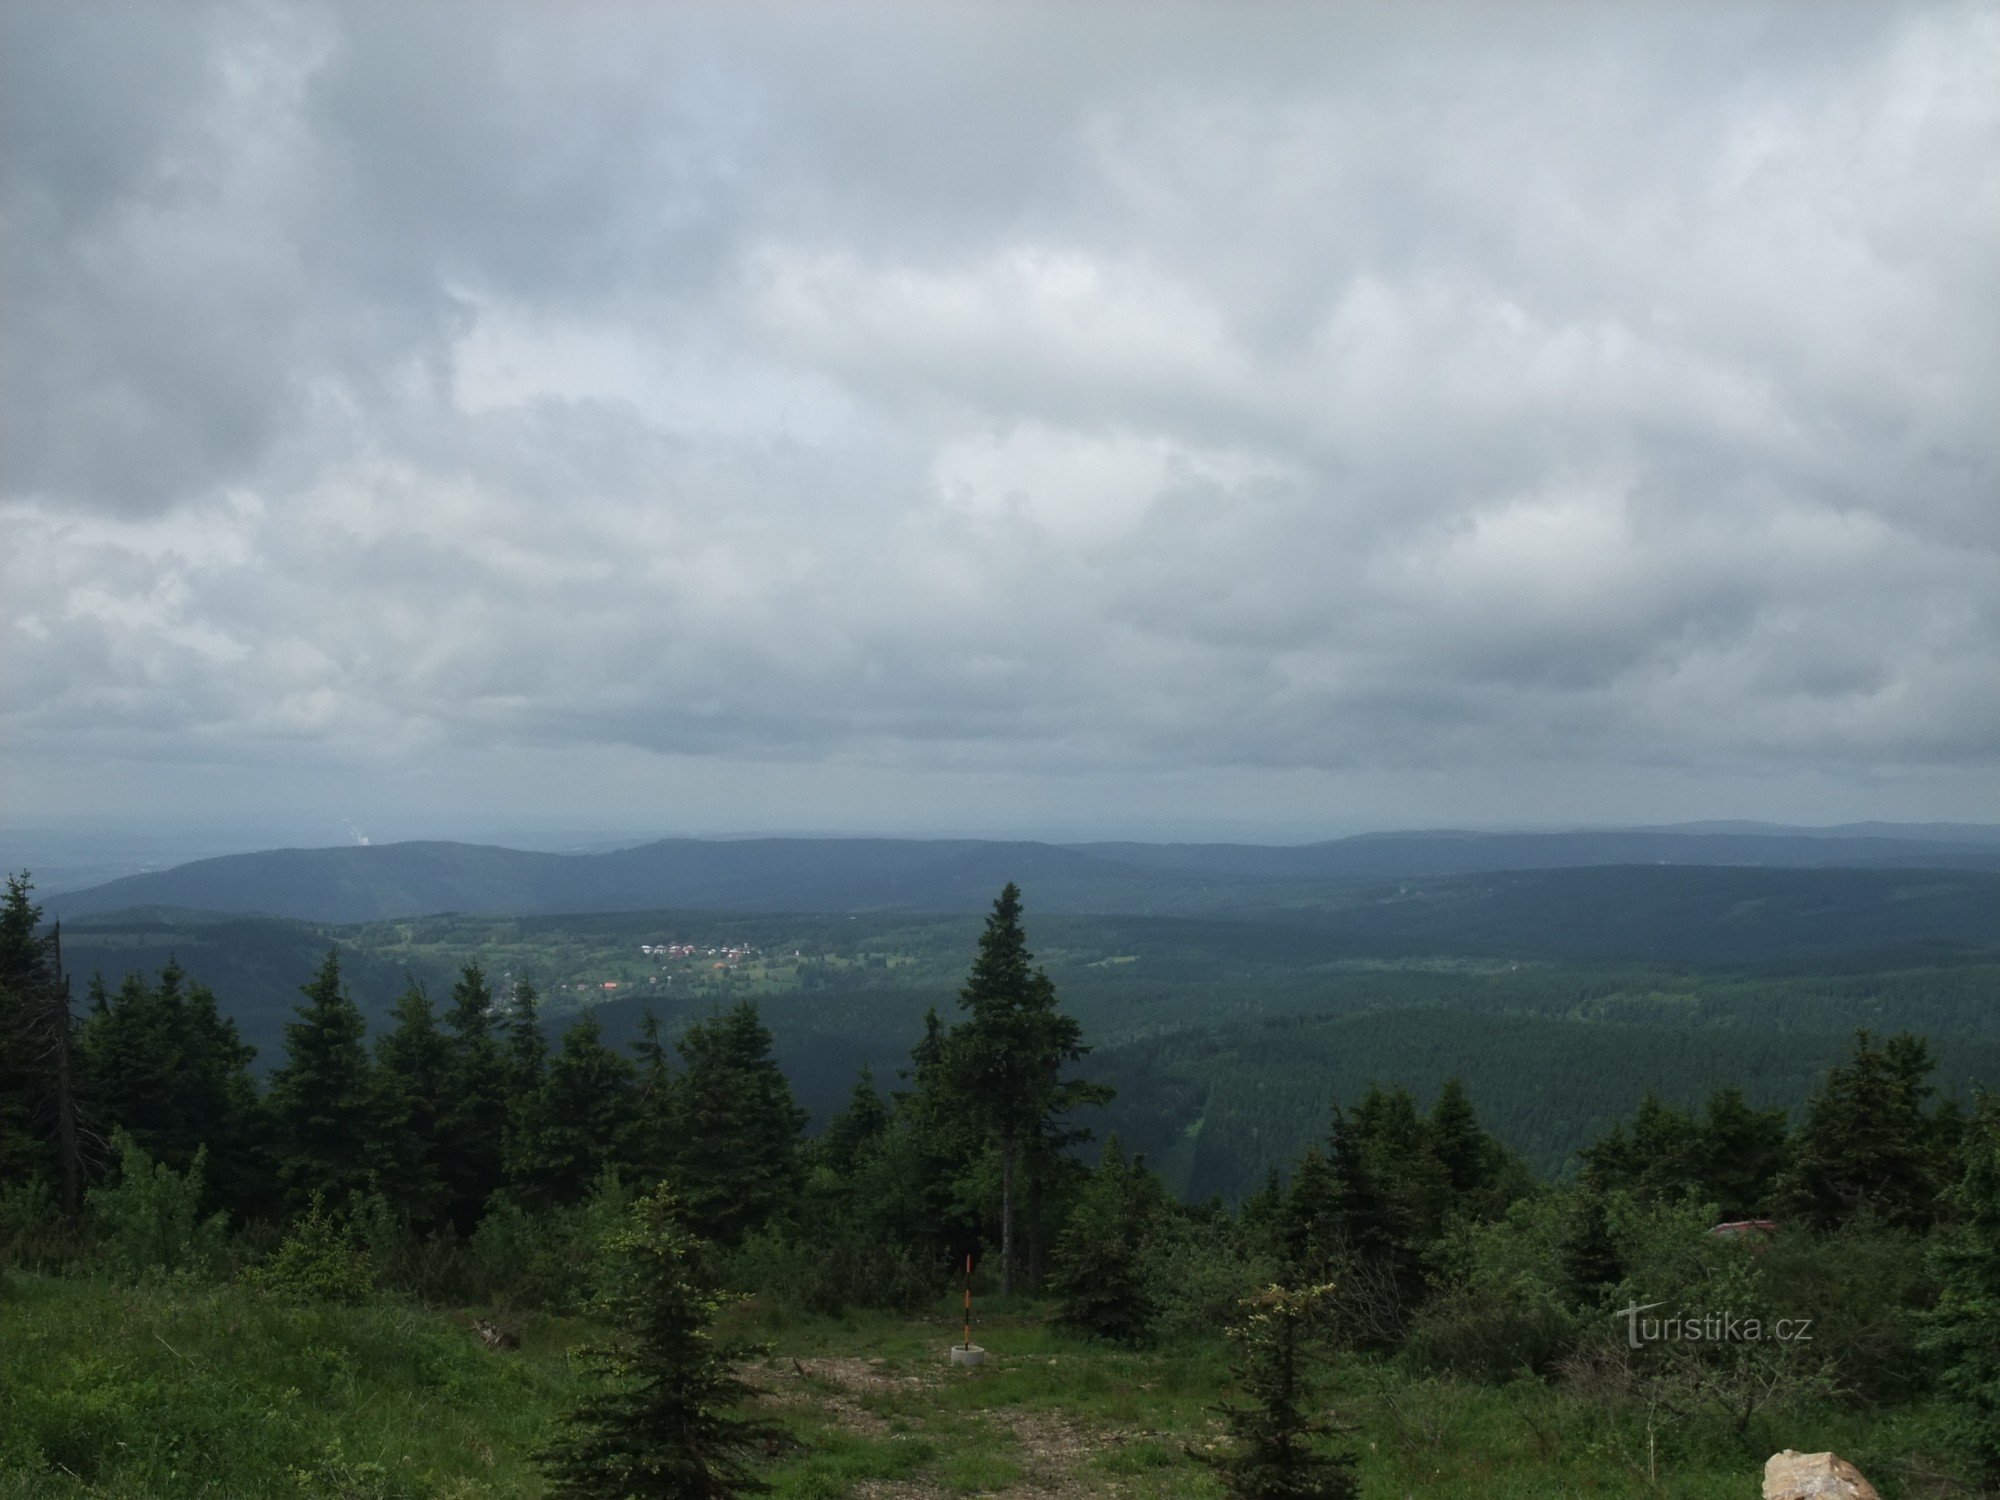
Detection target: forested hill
<box><xmin>43</xmin><ymin>839</ymin><xmax>1170</xmax><ymax>924</ymax></box>
<box><xmin>39</xmin><ymin>826</ymin><xmax>2000</xmax><ymax>926</ymax></box>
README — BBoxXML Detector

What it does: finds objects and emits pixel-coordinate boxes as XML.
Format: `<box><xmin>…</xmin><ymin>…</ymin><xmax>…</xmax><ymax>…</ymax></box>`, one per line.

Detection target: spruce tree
<box><xmin>0</xmin><ymin>873</ymin><xmax>83</xmax><ymax>1212</ymax></box>
<box><xmin>1922</xmin><ymin>1091</ymin><xmax>2000</xmax><ymax>1486</ymax></box>
<box><xmin>501</xmin><ymin>979</ymin><xmax>554</xmax><ymax>1192</ymax></box>
<box><xmin>1693</xmin><ymin>1085</ymin><xmax>1788</xmax><ymax>1221</ymax></box>
<box><xmin>370</xmin><ymin>981</ymin><xmax>453</xmax><ymax>1230</ymax></box>
<box><xmin>83</xmin><ymin>962</ymin><xmax>267</xmax><ymax>1219</ymax></box>
<box><xmin>1049</xmin><ymin>1136</ymin><xmax>1161</xmax><ymax>1343</ymax></box>
<box><xmin>820</xmin><ymin>1064</ymin><xmax>890</xmax><ymax>1178</ymax></box>
<box><xmin>1556</xmin><ymin>1183</ymin><xmax>1623</xmax><ymax>1310</ymax></box>
<box><xmin>1781</xmin><ymin>1030</ymin><xmax>1941</xmax><ymax>1229</ymax></box>
<box><xmin>0</xmin><ymin>876</ymin><xmax>50</xmax><ymax>1189</ymax></box>
<box><xmin>666</xmin><ymin>1002</ymin><xmax>805</xmax><ymax>1245</ymax></box>
<box><xmin>507</xmin><ymin>978</ymin><xmax>549</xmax><ymax>1093</ymax></box>
<box><xmin>1194</xmin><ymin>1283</ymin><xmax>1360</xmax><ymax>1500</ymax></box>
<box><xmin>538</xmin><ymin>1185</ymin><xmax>778</xmax><ymax>1499</ymax></box>
<box><xmin>512</xmin><ymin>1013</ymin><xmax>637</xmax><ymax>1208</ymax></box>
<box><xmin>624</xmin><ymin>1009</ymin><xmax>676</xmax><ymax>1187</ymax></box>
<box><xmin>1280</xmin><ymin>1148</ymin><xmax>1342</xmax><ymax>1277</ymax></box>
<box><xmin>439</xmin><ymin>962</ymin><xmax>509</xmax><ymax>1228</ymax></box>
<box><xmin>267</xmin><ymin>950</ymin><xmax>375</xmax><ymax>1210</ymax></box>
<box><xmin>946</xmin><ymin>884</ymin><xmax>1108</xmax><ymax>1294</ymax></box>
<box><xmin>1424</xmin><ymin>1077</ymin><xmax>1489</xmax><ymax>1196</ymax></box>
<box><xmin>1581</xmin><ymin>1094</ymin><xmax>1703</xmax><ymax>1204</ymax></box>
<box><xmin>1350</xmin><ymin>1081</ymin><xmax>1452</xmax><ymax>1250</ymax></box>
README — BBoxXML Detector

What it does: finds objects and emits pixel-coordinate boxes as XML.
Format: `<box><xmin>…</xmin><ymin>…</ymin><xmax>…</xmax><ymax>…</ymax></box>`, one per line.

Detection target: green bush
<box><xmin>1404</xmin><ymin>1189</ymin><xmax>1583</xmax><ymax>1379</ymax></box>
<box><xmin>0</xmin><ymin>1177</ymin><xmax>78</xmax><ymax>1276</ymax></box>
<box><xmin>243</xmin><ymin>1194</ymin><xmax>376</xmax><ymax>1303</ymax></box>
<box><xmin>723</xmin><ymin>1220</ymin><xmax>937</xmax><ymax>1317</ymax></box>
<box><xmin>88</xmin><ymin>1130</ymin><xmax>229</xmax><ymax>1283</ymax></box>
<box><xmin>467</xmin><ymin>1170</ymin><xmax>632</xmax><ymax>1312</ymax></box>
<box><xmin>1759</xmin><ymin>1216</ymin><xmax>1937</xmax><ymax>1401</ymax></box>
<box><xmin>1403</xmin><ymin>1281</ymin><xmax>1580</xmax><ymax>1382</ymax></box>
<box><xmin>1139</xmin><ymin>1211</ymin><xmax>1276</xmax><ymax>1342</ymax></box>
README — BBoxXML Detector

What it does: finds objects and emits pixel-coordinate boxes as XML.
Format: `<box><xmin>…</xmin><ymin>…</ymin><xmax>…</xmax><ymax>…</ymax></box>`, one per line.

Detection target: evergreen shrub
<box><xmin>243</xmin><ymin>1193</ymin><xmax>375</xmax><ymax>1303</ymax></box>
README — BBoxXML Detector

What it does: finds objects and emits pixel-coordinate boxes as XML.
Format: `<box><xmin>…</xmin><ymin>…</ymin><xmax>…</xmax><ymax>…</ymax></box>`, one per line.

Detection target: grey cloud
<box><xmin>2</xmin><ymin>0</ymin><xmax>1996</xmax><ymax>830</ymax></box>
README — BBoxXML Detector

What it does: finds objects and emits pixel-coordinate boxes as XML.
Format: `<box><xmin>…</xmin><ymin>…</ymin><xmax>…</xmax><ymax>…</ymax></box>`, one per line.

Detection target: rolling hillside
<box><xmin>39</xmin><ymin>827</ymin><xmax>2000</xmax><ymax>928</ymax></box>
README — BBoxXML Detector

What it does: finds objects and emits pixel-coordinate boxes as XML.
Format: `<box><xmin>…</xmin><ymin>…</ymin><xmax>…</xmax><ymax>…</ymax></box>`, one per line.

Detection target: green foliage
<box><xmin>440</xmin><ymin>961</ymin><xmax>510</xmax><ymax>1229</ymax></box>
<box><xmin>721</xmin><ymin>1222</ymin><xmax>936</xmax><ymax>1318</ymax></box>
<box><xmin>244</xmin><ymin>1194</ymin><xmax>376</xmax><ymax>1304</ymax></box>
<box><xmin>80</xmin><ymin>959</ymin><xmax>270</xmax><ymax>1219</ymax></box>
<box><xmin>1754</xmin><ymin>1216</ymin><xmax>1935</xmax><ymax>1402</ymax></box>
<box><xmin>1404</xmin><ymin>1191</ymin><xmax>1584</xmax><ymax>1380</ymax></box>
<box><xmin>537</xmin><ymin>1184</ymin><xmax>781</xmax><ymax>1499</ymax></box>
<box><xmin>87</xmin><ymin>1131</ymin><xmax>228</xmax><ymax>1283</ymax></box>
<box><xmin>665</xmin><ymin>1002</ymin><xmax>806</xmax><ymax>1246</ymax></box>
<box><xmin>945</xmin><ymin>884</ymin><xmax>1111</xmax><ymax>1291</ymax></box>
<box><xmin>1781</xmin><ymin>1030</ymin><xmax>1950</xmax><ymax>1229</ymax></box>
<box><xmin>816</xmin><ymin>1063</ymin><xmax>889</xmax><ymax>1177</ymax></box>
<box><xmin>0</xmin><ymin>1178</ymin><xmax>77</xmax><ymax>1275</ymax></box>
<box><xmin>367</xmin><ymin>981</ymin><xmax>453</xmax><ymax>1231</ymax></box>
<box><xmin>1050</xmin><ymin>1137</ymin><xmax>1162</xmax><ymax>1344</ymax></box>
<box><xmin>509</xmin><ymin>1012</ymin><xmax>637</xmax><ymax>1209</ymax></box>
<box><xmin>0</xmin><ymin>872</ymin><xmax>81</xmax><ymax>1214</ymax></box>
<box><xmin>467</xmin><ymin>1170</ymin><xmax>634</xmax><ymax>1313</ymax></box>
<box><xmin>1139</xmin><ymin>1208</ymin><xmax>1280</xmax><ymax>1342</ymax></box>
<box><xmin>267</xmin><ymin>950</ymin><xmax>377</xmax><ymax>1210</ymax></box>
<box><xmin>0</xmin><ymin>1270</ymin><xmax>589</xmax><ymax>1496</ymax></box>
<box><xmin>1922</xmin><ymin>1091</ymin><xmax>2000</xmax><ymax>1485</ymax></box>
<box><xmin>1196</xmin><ymin>1283</ymin><xmax>1359</xmax><ymax>1500</ymax></box>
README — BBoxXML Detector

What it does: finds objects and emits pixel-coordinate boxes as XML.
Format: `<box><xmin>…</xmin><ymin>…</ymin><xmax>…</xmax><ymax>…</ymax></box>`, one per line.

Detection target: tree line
<box><xmin>4</xmin><ymin>869</ymin><xmax>1998</xmax><ymax>1486</ymax></box>
<box><xmin>0</xmin><ymin>875</ymin><xmax>1111</xmax><ymax>1299</ymax></box>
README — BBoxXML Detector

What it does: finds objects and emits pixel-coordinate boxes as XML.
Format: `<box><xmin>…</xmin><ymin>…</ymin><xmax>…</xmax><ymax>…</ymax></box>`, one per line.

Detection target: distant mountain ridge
<box><xmin>38</xmin><ymin>825</ymin><xmax>2000</xmax><ymax>926</ymax></box>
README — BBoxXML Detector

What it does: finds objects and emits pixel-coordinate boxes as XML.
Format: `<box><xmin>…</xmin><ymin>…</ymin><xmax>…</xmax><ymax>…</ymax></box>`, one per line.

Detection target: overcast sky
<box><xmin>3</xmin><ymin>0</ymin><xmax>1996</xmax><ymax>848</ymax></box>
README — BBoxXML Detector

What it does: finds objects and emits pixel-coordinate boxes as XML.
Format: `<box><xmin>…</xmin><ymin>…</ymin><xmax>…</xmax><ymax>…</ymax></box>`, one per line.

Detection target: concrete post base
<box><xmin>949</xmin><ymin>1343</ymin><xmax>987</xmax><ymax>1367</ymax></box>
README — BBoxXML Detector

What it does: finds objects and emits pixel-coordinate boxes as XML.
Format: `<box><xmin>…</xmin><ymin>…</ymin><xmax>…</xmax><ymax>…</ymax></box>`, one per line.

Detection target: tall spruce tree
<box><xmin>1581</xmin><ymin>1094</ymin><xmax>1704</xmax><ymax>1205</ymax></box>
<box><xmin>512</xmin><ymin>1013</ymin><xmax>637</xmax><ymax>1208</ymax></box>
<box><xmin>506</xmin><ymin>979</ymin><xmax>548</xmax><ymax>1093</ymax></box>
<box><xmin>946</xmin><ymin>884</ymin><xmax>1108</xmax><ymax>1294</ymax></box>
<box><xmin>624</xmin><ymin>1009</ymin><xmax>676</xmax><ymax>1188</ymax></box>
<box><xmin>1424</xmin><ymin>1077</ymin><xmax>1489</xmax><ymax>1196</ymax></box>
<box><xmin>666</xmin><ymin>1002</ymin><xmax>805</xmax><ymax>1245</ymax></box>
<box><xmin>501</xmin><ymin>978</ymin><xmax>553</xmax><ymax>1192</ymax></box>
<box><xmin>370</xmin><ymin>981</ymin><xmax>453</xmax><ymax>1230</ymax></box>
<box><xmin>82</xmin><ymin>961</ymin><xmax>267</xmax><ymax>1218</ymax></box>
<box><xmin>1693</xmin><ymin>1085</ymin><xmax>1789</xmax><ymax>1221</ymax></box>
<box><xmin>0</xmin><ymin>874</ymin><xmax>42</xmax><ymax>1190</ymax></box>
<box><xmin>820</xmin><ymin>1064</ymin><xmax>889</xmax><ymax>1178</ymax></box>
<box><xmin>1781</xmin><ymin>1029</ymin><xmax>1942</xmax><ymax>1229</ymax></box>
<box><xmin>439</xmin><ymin>962</ymin><xmax>509</xmax><ymax>1228</ymax></box>
<box><xmin>0</xmin><ymin>874</ymin><xmax>83</xmax><ymax>1213</ymax></box>
<box><xmin>267</xmin><ymin>950</ymin><xmax>375</xmax><ymax>1210</ymax></box>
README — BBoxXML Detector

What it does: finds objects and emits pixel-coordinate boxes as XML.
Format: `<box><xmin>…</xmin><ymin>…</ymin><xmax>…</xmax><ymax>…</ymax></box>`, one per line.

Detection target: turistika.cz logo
<box><xmin>1614</xmin><ymin>1301</ymin><xmax>1813</xmax><ymax>1349</ymax></box>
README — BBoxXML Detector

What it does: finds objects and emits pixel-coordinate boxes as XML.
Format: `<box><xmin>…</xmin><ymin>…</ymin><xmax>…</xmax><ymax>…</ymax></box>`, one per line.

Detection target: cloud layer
<box><xmin>4</xmin><ymin>1</ymin><xmax>1996</xmax><ymax>835</ymax></box>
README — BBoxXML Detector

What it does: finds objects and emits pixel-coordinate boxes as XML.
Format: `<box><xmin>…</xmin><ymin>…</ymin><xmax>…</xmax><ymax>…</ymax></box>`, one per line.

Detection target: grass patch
<box><xmin>0</xmin><ymin>1276</ymin><xmax>1977</xmax><ymax>1498</ymax></box>
<box><xmin>0</xmin><ymin>1272</ymin><xmax>588</xmax><ymax>1498</ymax></box>
<box><xmin>766</xmin><ymin>1429</ymin><xmax>936</xmax><ymax>1500</ymax></box>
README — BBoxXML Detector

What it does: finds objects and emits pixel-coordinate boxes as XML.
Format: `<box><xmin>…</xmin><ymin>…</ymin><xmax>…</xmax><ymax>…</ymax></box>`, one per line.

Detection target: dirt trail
<box><xmin>761</xmin><ymin>1354</ymin><xmax>1126</xmax><ymax>1498</ymax></box>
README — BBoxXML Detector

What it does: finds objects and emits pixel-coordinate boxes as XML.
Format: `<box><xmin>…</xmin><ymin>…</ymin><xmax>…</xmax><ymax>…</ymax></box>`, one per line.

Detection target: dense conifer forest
<box><xmin>4</xmin><ymin>870</ymin><xmax>1999</xmax><ymax>1495</ymax></box>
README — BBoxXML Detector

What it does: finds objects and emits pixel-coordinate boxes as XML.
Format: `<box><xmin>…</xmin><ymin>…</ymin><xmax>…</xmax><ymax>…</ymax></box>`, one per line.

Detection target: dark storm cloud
<box><xmin>3</xmin><ymin>0</ymin><xmax>1996</xmax><ymax>828</ymax></box>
